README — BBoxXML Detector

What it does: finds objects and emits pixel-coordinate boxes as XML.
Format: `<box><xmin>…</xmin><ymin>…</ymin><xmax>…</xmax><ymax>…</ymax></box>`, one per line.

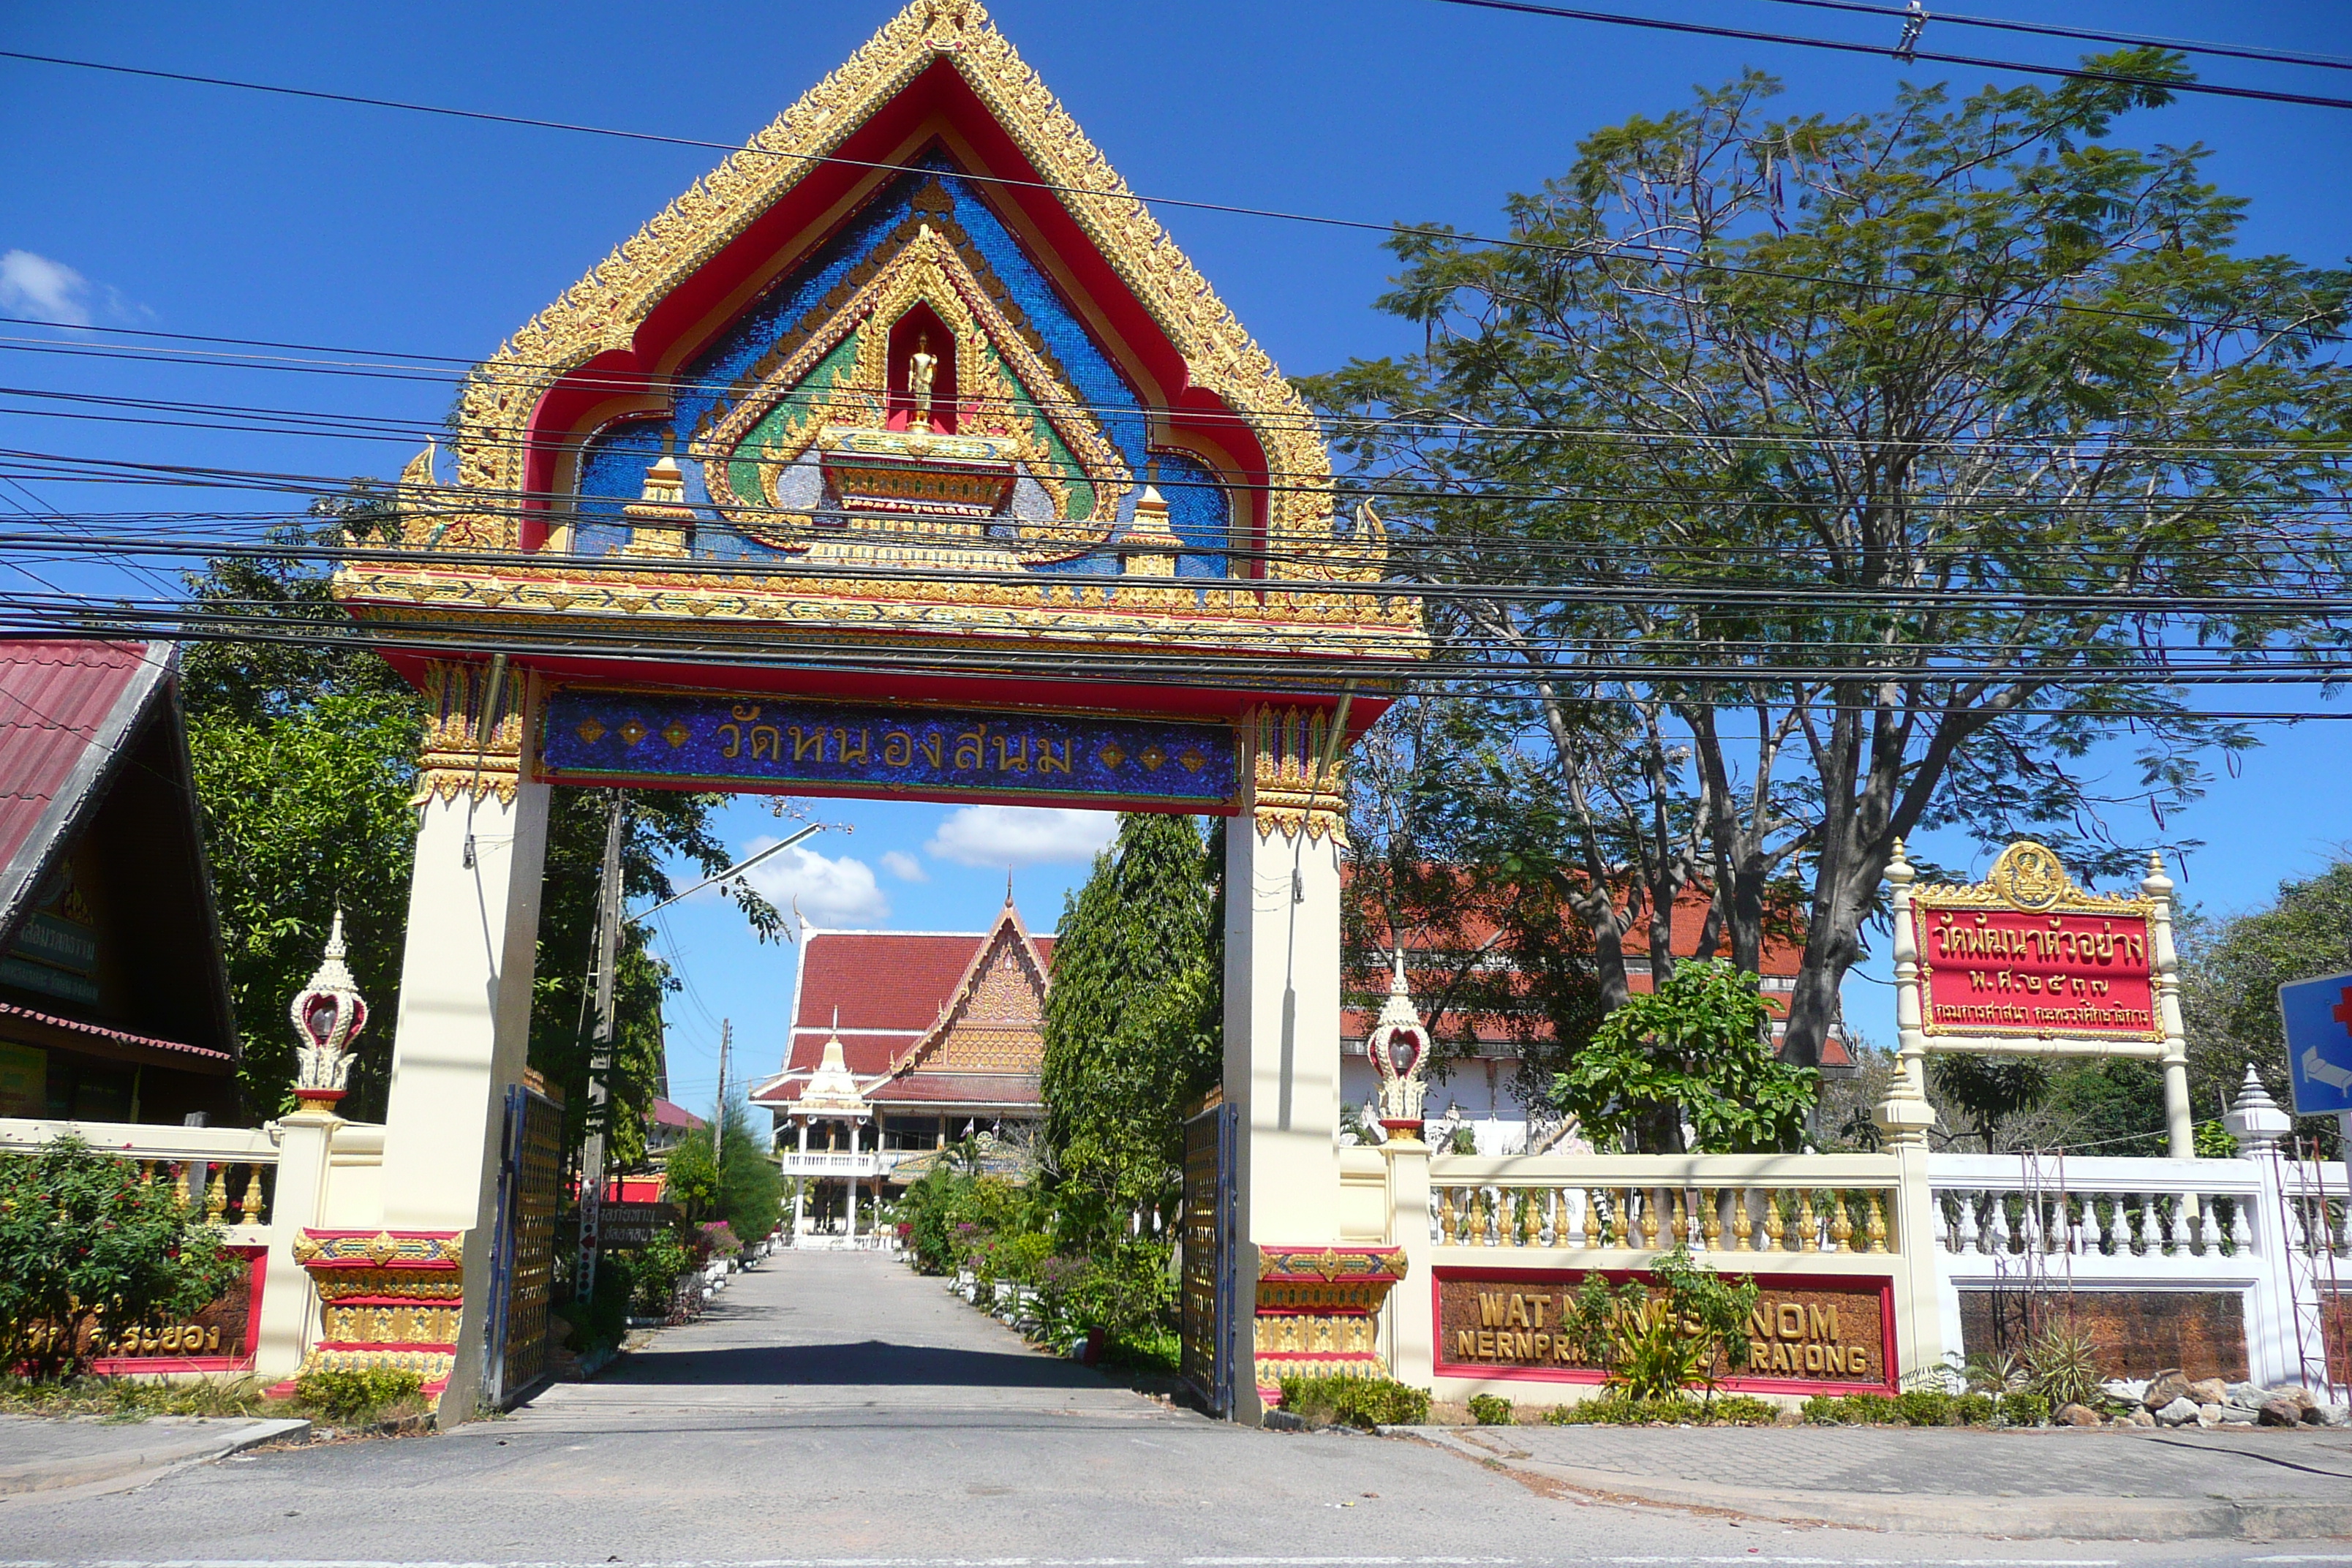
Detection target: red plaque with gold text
<box><xmin>1432</xmin><ymin>1266</ymin><xmax>1896</xmax><ymax>1394</ymax></box>
<box><xmin>1913</xmin><ymin>904</ymin><xmax>2159</xmax><ymax>1041</ymax></box>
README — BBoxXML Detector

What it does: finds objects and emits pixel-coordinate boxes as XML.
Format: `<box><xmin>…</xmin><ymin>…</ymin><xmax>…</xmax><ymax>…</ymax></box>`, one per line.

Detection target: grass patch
<box><xmin>0</xmin><ymin>1375</ymin><xmax>268</xmax><ymax>1420</ymax></box>
<box><xmin>1275</xmin><ymin>1373</ymin><xmax>1431</xmax><ymax>1430</ymax></box>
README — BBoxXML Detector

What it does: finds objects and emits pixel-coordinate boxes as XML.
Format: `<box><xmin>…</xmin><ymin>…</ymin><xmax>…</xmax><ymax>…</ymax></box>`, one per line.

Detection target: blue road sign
<box><xmin>2277</xmin><ymin>970</ymin><xmax>2352</xmax><ymax>1116</ymax></box>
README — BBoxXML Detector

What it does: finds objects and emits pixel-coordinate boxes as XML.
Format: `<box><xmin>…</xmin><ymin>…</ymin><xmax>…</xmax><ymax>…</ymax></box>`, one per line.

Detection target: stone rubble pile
<box><xmin>2101</xmin><ymin>1369</ymin><xmax>2338</xmax><ymax>1428</ymax></box>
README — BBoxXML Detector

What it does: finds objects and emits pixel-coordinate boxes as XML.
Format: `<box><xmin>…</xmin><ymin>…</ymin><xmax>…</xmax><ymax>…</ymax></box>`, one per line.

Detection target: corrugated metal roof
<box><xmin>0</xmin><ymin>641</ymin><xmax>157</xmax><ymax>893</ymax></box>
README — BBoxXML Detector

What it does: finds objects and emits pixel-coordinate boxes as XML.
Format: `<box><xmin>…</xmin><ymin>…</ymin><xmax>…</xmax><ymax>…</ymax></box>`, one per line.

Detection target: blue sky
<box><xmin>4</xmin><ymin>1</ymin><xmax>2347</xmax><ymax>1107</ymax></box>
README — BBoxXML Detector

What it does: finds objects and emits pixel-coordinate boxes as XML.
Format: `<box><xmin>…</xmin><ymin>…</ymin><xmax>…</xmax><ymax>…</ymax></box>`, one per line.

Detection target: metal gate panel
<box><xmin>1180</xmin><ymin>1100</ymin><xmax>1237</xmax><ymax>1417</ymax></box>
<box><xmin>486</xmin><ymin>1082</ymin><xmax>564</xmax><ymax>1407</ymax></box>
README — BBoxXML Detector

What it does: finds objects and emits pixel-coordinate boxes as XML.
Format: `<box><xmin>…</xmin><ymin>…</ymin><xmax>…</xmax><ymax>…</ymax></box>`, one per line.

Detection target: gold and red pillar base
<box><xmin>1252</xmin><ymin>1245</ymin><xmax>1408</xmax><ymax>1407</ymax></box>
<box><xmin>271</xmin><ymin>1229</ymin><xmax>467</xmax><ymax>1406</ymax></box>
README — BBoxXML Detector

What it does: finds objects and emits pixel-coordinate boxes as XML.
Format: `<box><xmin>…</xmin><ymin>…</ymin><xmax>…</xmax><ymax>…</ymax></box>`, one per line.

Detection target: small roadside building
<box><xmin>750</xmin><ymin>896</ymin><xmax>1053</xmax><ymax>1245</ymax></box>
<box><xmin>0</xmin><ymin>641</ymin><xmax>240</xmax><ymax>1123</ymax></box>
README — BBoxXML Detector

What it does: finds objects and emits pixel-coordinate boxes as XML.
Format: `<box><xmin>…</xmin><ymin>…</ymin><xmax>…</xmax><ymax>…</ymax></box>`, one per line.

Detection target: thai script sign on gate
<box><xmin>536</xmin><ymin>687</ymin><xmax>1240</xmax><ymax>812</ymax></box>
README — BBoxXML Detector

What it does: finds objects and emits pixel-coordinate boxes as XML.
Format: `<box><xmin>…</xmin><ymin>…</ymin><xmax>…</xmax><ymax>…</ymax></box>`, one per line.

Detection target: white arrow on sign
<box><xmin>2304</xmin><ymin>1044</ymin><xmax>2352</xmax><ymax>1093</ymax></box>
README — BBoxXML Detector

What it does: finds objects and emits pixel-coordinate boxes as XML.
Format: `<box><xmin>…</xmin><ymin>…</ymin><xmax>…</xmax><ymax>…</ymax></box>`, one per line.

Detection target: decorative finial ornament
<box><xmin>290</xmin><ymin>909</ymin><xmax>369</xmax><ymax>1110</ymax></box>
<box><xmin>2223</xmin><ymin>1064</ymin><xmax>2291</xmax><ymax>1156</ymax></box>
<box><xmin>1368</xmin><ymin>945</ymin><xmax>1431</xmax><ymax>1136</ymax></box>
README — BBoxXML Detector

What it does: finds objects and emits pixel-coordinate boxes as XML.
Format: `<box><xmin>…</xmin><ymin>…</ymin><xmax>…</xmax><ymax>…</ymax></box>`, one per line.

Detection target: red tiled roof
<box><xmin>868</xmin><ymin>1073</ymin><xmax>1044</xmax><ymax>1107</ymax></box>
<box><xmin>0</xmin><ymin>641</ymin><xmax>160</xmax><ymax>907</ymax></box>
<box><xmin>0</xmin><ymin>1000</ymin><xmax>231</xmax><ymax>1064</ymax></box>
<box><xmin>649</xmin><ymin>1097</ymin><xmax>704</xmax><ymax>1129</ymax></box>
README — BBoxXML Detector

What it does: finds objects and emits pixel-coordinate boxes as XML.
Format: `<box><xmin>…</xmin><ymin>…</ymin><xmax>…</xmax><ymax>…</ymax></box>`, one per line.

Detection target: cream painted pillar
<box><xmin>2144</xmin><ymin>852</ymin><xmax>2197</xmax><ymax>1162</ymax></box>
<box><xmin>253</xmin><ymin>1106</ymin><xmax>339</xmax><ymax>1381</ymax></box>
<box><xmin>378</xmin><ymin>662</ymin><xmax>550</xmax><ymax>1420</ymax></box>
<box><xmin>1224</xmin><ymin>707</ymin><xmax>1348</xmax><ymax>1420</ymax></box>
<box><xmin>1380</xmin><ymin>1131</ymin><xmax>1434</xmax><ymax>1388</ymax></box>
<box><xmin>1872</xmin><ymin>840</ymin><xmax>1946</xmax><ymax>1382</ymax></box>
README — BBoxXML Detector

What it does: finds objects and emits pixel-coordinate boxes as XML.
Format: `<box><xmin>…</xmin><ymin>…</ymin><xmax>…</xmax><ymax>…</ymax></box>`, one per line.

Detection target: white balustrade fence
<box><xmin>1426</xmin><ymin>1153</ymin><xmax>1907</xmax><ymax>1256</ymax></box>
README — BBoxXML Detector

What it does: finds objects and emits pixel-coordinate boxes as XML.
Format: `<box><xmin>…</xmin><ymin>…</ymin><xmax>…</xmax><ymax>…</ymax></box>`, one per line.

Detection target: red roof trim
<box><xmin>0</xmin><ymin>1000</ymin><xmax>232</xmax><ymax>1064</ymax></box>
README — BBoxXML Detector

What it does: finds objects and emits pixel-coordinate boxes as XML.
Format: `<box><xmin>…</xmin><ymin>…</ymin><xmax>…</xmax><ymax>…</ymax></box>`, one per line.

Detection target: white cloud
<box><xmin>926</xmin><ymin>805</ymin><xmax>1117</xmax><ymax>869</ymax></box>
<box><xmin>879</xmin><ymin>849</ymin><xmax>928</xmax><ymax>883</ymax></box>
<box><xmin>734</xmin><ymin>838</ymin><xmax>889</xmax><ymax>927</ymax></box>
<box><xmin>1</xmin><ymin>250</ymin><xmax>92</xmax><ymax>326</ymax></box>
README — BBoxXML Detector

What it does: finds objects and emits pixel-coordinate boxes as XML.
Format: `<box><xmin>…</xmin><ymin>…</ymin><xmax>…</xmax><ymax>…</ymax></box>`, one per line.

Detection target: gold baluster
<box><xmin>1700</xmin><ymin>1190</ymin><xmax>1723</xmax><ymax>1252</ymax></box>
<box><xmin>205</xmin><ymin>1166</ymin><xmax>230</xmax><ymax>1222</ymax></box>
<box><xmin>1731</xmin><ymin>1188</ymin><xmax>1753</xmax><ymax>1251</ymax></box>
<box><xmin>1670</xmin><ymin>1188</ymin><xmax>1688</xmax><ymax>1248</ymax></box>
<box><xmin>1763</xmin><ymin>1189</ymin><xmax>1785</xmax><ymax>1251</ymax></box>
<box><xmin>1639</xmin><ymin>1189</ymin><xmax>1661</xmax><ymax>1251</ymax></box>
<box><xmin>1798</xmin><ymin>1189</ymin><xmax>1819</xmax><ymax>1253</ymax></box>
<box><xmin>1866</xmin><ymin>1192</ymin><xmax>1890</xmax><ymax>1254</ymax></box>
<box><xmin>137</xmin><ymin>1159</ymin><xmax>154</xmax><ymax>1186</ymax></box>
<box><xmin>1552</xmin><ymin>1190</ymin><xmax>1572</xmax><ymax>1248</ymax></box>
<box><xmin>235</xmin><ymin>1166</ymin><xmax>262</xmax><ymax>1224</ymax></box>
<box><xmin>1584</xmin><ymin>1189</ymin><xmax>1605</xmax><ymax>1248</ymax></box>
<box><xmin>171</xmin><ymin>1162</ymin><xmax>191</xmax><ymax>1207</ymax></box>
<box><xmin>1518</xmin><ymin>1191</ymin><xmax>1539</xmax><ymax>1248</ymax></box>
<box><xmin>1475</xmin><ymin>1188</ymin><xmax>1494</xmax><ymax>1246</ymax></box>
<box><xmin>1831</xmin><ymin>1191</ymin><xmax>1855</xmax><ymax>1253</ymax></box>
<box><xmin>1439</xmin><ymin>1187</ymin><xmax>1458</xmax><ymax>1243</ymax></box>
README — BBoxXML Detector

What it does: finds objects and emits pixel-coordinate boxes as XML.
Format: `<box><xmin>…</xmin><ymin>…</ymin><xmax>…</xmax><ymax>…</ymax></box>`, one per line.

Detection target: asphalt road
<box><xmin>1</xmin><ymin>1251</ymin><xmax>2340</xmax><ymax>1567</ymax></box>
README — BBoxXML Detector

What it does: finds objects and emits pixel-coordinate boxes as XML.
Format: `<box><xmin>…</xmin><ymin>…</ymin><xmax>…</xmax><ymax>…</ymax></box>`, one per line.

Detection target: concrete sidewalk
<box><xmin>0</xmin><ymin>1414</ymin><xmax>311</xmax><ymax>1500</ymax></box>
<box><xmin>1406</xmin><ymin>1421</ymin><xmax>2352</xmax><ymax>1540</ymax></box>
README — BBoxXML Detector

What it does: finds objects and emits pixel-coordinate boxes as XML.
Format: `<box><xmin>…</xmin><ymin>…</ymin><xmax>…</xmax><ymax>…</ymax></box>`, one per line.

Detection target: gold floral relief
<box><xmin>421</xmin><ymin>0</ymin><xmax>1391</xmax><ymax>587</ymax></box>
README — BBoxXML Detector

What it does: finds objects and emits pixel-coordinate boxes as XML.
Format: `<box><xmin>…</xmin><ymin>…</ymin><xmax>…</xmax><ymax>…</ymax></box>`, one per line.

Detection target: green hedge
<box><xmin>1275</xmin><ymin>1373</ymin><xmax>1430</xmax><ymax>1429</ymax></box>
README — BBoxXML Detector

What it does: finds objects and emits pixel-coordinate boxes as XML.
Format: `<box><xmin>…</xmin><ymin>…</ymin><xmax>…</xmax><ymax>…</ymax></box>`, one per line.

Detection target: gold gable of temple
<box><xmin>691</xmin><ymin>206</ymin><xmax>1129</xmax><ymax>566</ymax></box>
<box><xmin>895</xmin><ymin>900</ymin><xmax>1050</xmax><ymax>1079</ymax></box>
<box><xmin>434</xmin><ymin>0</ymin><xmax>1373</xmax><ymax>581</ymax></box>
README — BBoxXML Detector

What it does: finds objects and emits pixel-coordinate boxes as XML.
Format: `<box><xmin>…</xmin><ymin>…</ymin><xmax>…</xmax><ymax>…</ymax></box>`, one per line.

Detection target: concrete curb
<box><xmin>1398</xmin><ymin>1428</ymin><xmax>2352</xmax><ymax>1541</ymax></box>
<box><xmin>0</xmin><ymin>1417</ymin><xmax>312</xmax><ymax>1500</ymax></box>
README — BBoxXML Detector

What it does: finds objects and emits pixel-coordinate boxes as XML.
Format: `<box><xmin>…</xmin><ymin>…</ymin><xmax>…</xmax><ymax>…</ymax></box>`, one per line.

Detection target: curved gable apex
<box><xmin>459</xmin><ymin>0</ymin><xmax>1354</xmax><ymax>578</ymax></box>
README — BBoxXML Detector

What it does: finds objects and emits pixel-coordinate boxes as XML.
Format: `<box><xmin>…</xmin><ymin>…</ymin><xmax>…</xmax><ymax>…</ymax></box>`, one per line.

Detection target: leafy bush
<box><xmin>0</xmin><ymin>1138</ymin><xmax>244</xmax><ymax>1379</ymax></box>
<box><xmin>1895</xmin><ymin>1388</ymin><xmax>1953</xmax><ymax>1426</ymax></box>
<box><xmin>1999</xmin><ymin>1390</ymin><xmax>2050</xmax><ymax>1425</ymax></box>
<box><xmin>2022</xmin><ymin>1319</ymin><xmax>2106</xmax><ymax>1409</ymax></box>
<box><xmin>614</xmin><ymin>1231</ymin><xmax>696</xmax><ymax>1316</ymax></box>
<box><xmin>698</xmin><ymin>1221</ymin><xmax>742</xmax><ymax>1259</ymax></box>
<box><xmin>1275</xmin><ymin>1373</ymin><xmax>1431</xmax><ymax>1429</ymax></box>
<box><xmin>0</xmin><ymin>1373</ymin><xmax>265</xmax><ymax>1419</ymax></box>
<box><xmin>1801</xmin><ymin>1392</ymin><xmax>1901</xmax><ymax>1424</ymax></box>
<box><xmin>1553</xmin><ymin>960</ymin><xmax>1817</xmax><ymax>1152</ymax></box>
<box><xmin>1953</xmin><ymin>1392</ymin><xmax>1997</xmax><ymax>1425</ymax></box>
<box><xmin>1558</xmin><ymin>1245</ymin><xmax>1759</xmax><ymax>1400</ymax></box>
<box><xmin>293</xmin><ymin>1368</ymin><xmax>425</xmax><ymax>1425</ymax></box>
<box><xmin>1469</xmin><ymin>1392</ymin><xmax>1514</xmax><ymax>1425</ymax></box>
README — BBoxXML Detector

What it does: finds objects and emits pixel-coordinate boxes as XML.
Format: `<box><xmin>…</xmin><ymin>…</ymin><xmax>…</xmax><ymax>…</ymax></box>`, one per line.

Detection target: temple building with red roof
<box><xmin>750</xmin><ymin>895</ymin><xmax>1053</xmax><ymax>1246</ymax></box>
<box><xmin>0</xmin><ymin>641</ymin><xmax>240</xmax><ymax>1124</ymax></box>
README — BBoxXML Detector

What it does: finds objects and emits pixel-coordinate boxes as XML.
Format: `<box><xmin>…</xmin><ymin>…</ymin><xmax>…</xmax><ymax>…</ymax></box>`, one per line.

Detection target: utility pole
<box><xmin>577</xmin><ymin>791</ymin><xmax>626</xmax><ymax>1300</ymax></box>
<box><xmin>714</xmin><ymin>1018</ymin><xmax>730</xmax><ymax>1168</ymax></box>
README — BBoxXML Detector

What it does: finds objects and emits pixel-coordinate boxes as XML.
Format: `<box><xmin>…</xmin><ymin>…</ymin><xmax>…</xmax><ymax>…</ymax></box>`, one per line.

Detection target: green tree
<box><xmin>2182</xmin><ymin>861</ymin><xmax>2352</xmax><ymax>1152</ymax></box>
<box><xmin>1928</xmin><ymin>1054</ymin><xmax>2052</xmax><ymax>1152</ymax></box>
<box><xmin>1553</xmin><ymin>960</ymin><xmax>1815</xmax><ymax>1152</ymax></box>
<box><xmin>1040</xmin><ymin>813</ymin><xmax>1219</xmax><ymax>1241</ymax></box>
<box><xmin>1304</xmin><ymin>56</ymin><xmax>2352</xmax><ymax>1071</ymax></box>
<box><xmin>660</xmin><ymin>1097</ymin><xmax>782</xmax><ymax>1239</ymax></box>
<box><xmin>181</xmin><ymin>508</ymin><xmax>782</xmax><ymax>1139</ymax></box>
<box><xmin>0</xmin><ymin>1137</ymin><xmax>243</xmax><ymax>1379</ymax></box>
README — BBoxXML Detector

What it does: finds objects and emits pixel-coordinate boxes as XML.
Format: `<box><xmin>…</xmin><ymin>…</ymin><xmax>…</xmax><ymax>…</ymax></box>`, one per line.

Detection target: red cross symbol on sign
<box><xmin>2332</xmin><ymin>985</ymin><xmax>2352</xmax><ymax>1035</ymax></box>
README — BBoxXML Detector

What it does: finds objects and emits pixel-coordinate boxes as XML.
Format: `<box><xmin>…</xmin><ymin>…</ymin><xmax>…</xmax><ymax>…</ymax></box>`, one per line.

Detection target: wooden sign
<box><xmin>1433</xmin><ymin>1267</ymin><xmax>1894</xmax><ymax>1392</ymax></box>
<box><xmin>1911</xmin><ymin>842</ymin><xmax>2159</xmax><ymax>1043</ymax></box>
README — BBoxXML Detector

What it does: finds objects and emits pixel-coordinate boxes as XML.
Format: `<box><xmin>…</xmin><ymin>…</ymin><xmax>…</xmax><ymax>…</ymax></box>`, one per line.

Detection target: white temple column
<box><xmin>377</xmin><ymin>661</ymin><xmax>549</xmax><ymax>1420</ymax></box>
<box><xmin>1224</xmin><ymin>707</ymin><xmax>1347</xmax><ymax>1420</ymax></box>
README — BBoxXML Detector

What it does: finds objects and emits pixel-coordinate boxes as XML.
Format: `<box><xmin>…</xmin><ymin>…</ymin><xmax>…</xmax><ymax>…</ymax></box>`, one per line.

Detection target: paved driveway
<box><xmin>1</xmin><ymin>1249</ymin><xmax>2337</xmax><ymax>1566</ymax></box>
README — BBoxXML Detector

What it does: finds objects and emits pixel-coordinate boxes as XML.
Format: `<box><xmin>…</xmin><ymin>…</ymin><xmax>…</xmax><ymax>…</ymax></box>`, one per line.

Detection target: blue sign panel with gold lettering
<box><xmin>536</xmin><ymin>687</ymin><xmax>1240</xmax><ymax>813</ymax></box>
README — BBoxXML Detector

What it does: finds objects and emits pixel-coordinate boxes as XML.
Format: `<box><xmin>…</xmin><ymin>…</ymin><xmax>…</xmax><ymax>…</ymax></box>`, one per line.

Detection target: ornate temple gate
<box><xmin>325</xmin><ymin>0</ymin><xmax>1425</xmax><ymax>1423</ymax></box>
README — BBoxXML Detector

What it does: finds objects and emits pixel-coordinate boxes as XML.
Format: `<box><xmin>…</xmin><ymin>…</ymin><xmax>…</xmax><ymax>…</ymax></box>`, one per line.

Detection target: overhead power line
<box><xmin>1425</xmin><ymin>0</ymin><xmax>2352</xmax><ymax>110</ymax></box>
<box><xmin>1748</xmin><ymin>0</ymin><xmax>2352</xmax><ymax>74</ymax></box>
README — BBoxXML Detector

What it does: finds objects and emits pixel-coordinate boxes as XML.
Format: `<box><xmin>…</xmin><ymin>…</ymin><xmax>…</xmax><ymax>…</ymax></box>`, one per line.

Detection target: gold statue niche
<box><xmin>693</xmin><ymin>221</ymin><xmax>1129</xmax><ymax>568</ymax></box>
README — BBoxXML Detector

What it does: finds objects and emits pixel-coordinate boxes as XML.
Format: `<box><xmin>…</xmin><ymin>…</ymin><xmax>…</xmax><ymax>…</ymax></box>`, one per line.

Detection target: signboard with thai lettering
<box><xmin>595</xmin><ymin>1201</ymin><xmax>684</xmax><ymax>1250</ymax></box>
<box><xmin>1433</xmin><ymin>1268</ymin><xmax>1894</xmax><ymax>1392</ymax></box>
<box><xmin>1908</xmin><ymin>842</ymin><xmax>2160</xmax><ymax>1044</ymax></box>
<box><xmin>536</xmin><ymin>687</ymin><xmax>1241</xmax><ymax>813</ymax></box>
<box><xmin>85</xmin><ymin>1246</ymin><xmax>265</xmax><ymax>1373</ymax></box>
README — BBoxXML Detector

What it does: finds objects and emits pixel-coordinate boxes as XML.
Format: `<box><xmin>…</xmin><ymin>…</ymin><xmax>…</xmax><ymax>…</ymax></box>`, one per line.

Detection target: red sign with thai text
<box><xmin>1914</xmin><ymin>905</ymin><xmax>2158</xmax><ymax>1040</ymax></box>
